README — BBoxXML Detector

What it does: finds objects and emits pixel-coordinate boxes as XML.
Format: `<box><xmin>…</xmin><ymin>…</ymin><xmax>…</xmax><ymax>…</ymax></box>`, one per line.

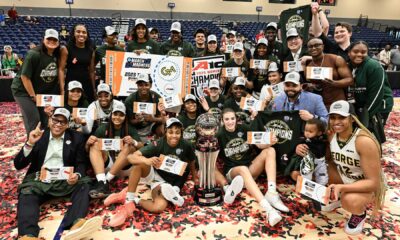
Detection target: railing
<box><xmin>111</xmin><ymin>12</ymin><xmax>122</xmax><ymax>33</ymax></box>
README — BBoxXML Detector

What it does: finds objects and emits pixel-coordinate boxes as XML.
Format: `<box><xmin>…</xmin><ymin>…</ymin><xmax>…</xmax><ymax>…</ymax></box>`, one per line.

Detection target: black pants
<box><xmin>17</xmin><ymin>183</ymin><xmax>90</xmax><ymax>237</ymax></box>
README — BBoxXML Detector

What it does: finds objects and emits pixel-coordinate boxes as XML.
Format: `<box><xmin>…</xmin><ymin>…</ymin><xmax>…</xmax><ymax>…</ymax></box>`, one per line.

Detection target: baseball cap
<box><xmin>284</xmin><ymin>71</ymin><xmax>301</xmax><ymax>85</ymax></box>
<box><xmin>184</xmin><ymin>94</ymin><xmax>196</xmax><ymax>102</ymax></box>
<box><xmin>257</xmin><ymin>38</ymin><xmax>268</xmax><ymax>46</ymax></box>
<box><xmin>149</xmin><ymin>27</ymin><xmax>159</xmax><ymax>33</ymax></box>
<box><xmin>135</xmin><ymin>18</ymin><xmax>146</xmax><ymax>27</ymax></box>
<box><xmin>234</xmin><ymin>77</ymin><xmax>246</xmax><ymax>87</ymax></box>
<box><xmin>104</xmin><ymin>26</ymin><xmax>118</xmax><ymax>36</ymax></box>
<box><xmin>329</xmin><ymin>100</ymin><xmax>355</xmax><ymax>117</ymax></box>
<box><xmin>53</xmin><ymin>108</ymin><xmax>70</xmax><ymax>120</ymax></box>
<box><xmin>166</xmin><ymin>117</ymin><xmax>183</xmax><ymax>128</ymax></box>
<box><xmin>266</xmin><ymin>22</ymin><xmax>278</xmax><ymax>30</ymax></box>
<box><xmin>67</xmin><ymin>80</ymin><xmax>83</xmax><ymax>91</ymax></box>
<box><xmin>227</xmin><ymin>30</ymin><xmax>236</xmax><ymax>37</ymax></box>
<box><xmin>3</xmin><ymin>45</ymin><xmax>12</xmax><ymax>51</ymax></box>
<box><xmin>207</xmin><ymin>34</ymin><xmax>217</xmax><ymax>43</ymax></box>
<box><xmin>268</xmin><ymin>62</ymin><xmax>279</xmax><ymax>73</ymax></box>
<box><xmin>44</xmin><ymin>29</ymin><xmax>59</xmax><ymax>40</ymax></box>
<box><xmin>97</xmin><ymin>83</ymin><xmax>111</xmax><ymax>94</ymax></box>
<box><xmin>286</xmin><ymin>28</ymin><xmax>299</xmax><ymax>39</ymax></box>
<box><xmin>170</xmin><ymin>22</ymin><xmax>181</xmax><ymax>33</ymax></box>
<box><xmin>112</xmin><ymin>102</ymin><xmax>126</xmax><ymax>114</ymax></box>
<box><xmin>209</xmin><ymin>79</ymin><xmax>220</xmax><ymax>89</ymax></box>
<box><xmin>233</xmin><ymin>42</ymin><xmax>244</xmax><ymax>51</ymax></box>
<box><xmin>136</xmin><ymin>73</ymin><xmax>150</xmax><ymax>83</ymax></box>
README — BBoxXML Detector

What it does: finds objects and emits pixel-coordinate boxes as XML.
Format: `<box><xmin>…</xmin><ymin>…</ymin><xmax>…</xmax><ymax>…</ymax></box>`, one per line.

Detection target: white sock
<box><xmin>96</xmin><ymin>173</ymin><xmax>106</xmax><ymax>183</ymax></box>
<box><xmin>126</xmin><ymin>192</ymin><xmax>140</xmax><ymax>204</ymax></box>
<box><xmin>260</xmin><ymin>198</ymin><xmax>273</xmax><ymax>211</ymax></box>
<box><xmin>106</xmin><ymin>172</ymin><xmax>115</xmax><ymax>182</ymax></box>
<box><xmin>268</xmin><ymin>181</ymin><xmax>277</xmax><ymax>193</ymax></box>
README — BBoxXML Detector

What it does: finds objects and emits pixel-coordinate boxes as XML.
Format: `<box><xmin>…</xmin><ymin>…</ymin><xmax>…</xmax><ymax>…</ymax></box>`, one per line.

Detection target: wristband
<box><xmin>133</xmin><ymin>140</ymin><xmax>138</xmax><ymax>147</ymax></box>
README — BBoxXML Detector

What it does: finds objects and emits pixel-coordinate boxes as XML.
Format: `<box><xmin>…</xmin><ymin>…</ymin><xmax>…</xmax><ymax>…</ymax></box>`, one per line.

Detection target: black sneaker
<box><xmin>345</xmin><ymin>212</ymin><xmax>366</xmax><ymax>235</ymax></box>
<box><xmin>89</xmin><ymin>181</ymin><xmax>110</xmax><ymax>199</ymax></box>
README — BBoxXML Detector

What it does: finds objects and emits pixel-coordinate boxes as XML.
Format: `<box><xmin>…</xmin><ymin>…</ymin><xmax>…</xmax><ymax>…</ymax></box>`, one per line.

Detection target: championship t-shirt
<box><xmin>205</xmin><ymin>94</ymin><xmax>225</xmax><ymax>120</ymax></box>
<box><xmin>160</xmin><ymin>40</ymin><xmax>195</xmax><ymax>57</ymax></box>
<box><xmin>251</xmin><ymin>110</ymin><xmax>304</xmax><ymax>171</ymax></box>
<box><xmin>278</xmin><ymin>5</ymin><xmax>312</xmax><ymax>46</ymax></box>
<box><xmin>177</xmin><ymin>114</ymin><xmax>197</xmax><ymax>145</ymax></box>
<box><xmin>126</xmin><ymin>39</ymin><xmax>160</xmax><ymax>54</ymax></box>
<box><xmin>140</xmin><ymin>137</ymin><xmax>196</xmax><ymax>188</ymax></box>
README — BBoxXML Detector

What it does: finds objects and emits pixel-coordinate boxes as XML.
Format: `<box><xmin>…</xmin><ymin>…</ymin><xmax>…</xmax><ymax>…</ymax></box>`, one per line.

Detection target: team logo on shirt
<box><xmin>285</xmin><ymin>15</ymin><xmax>305</xmax><ymax>36</ymax></box>
<box><xmin>237</xmin><ymin>131</ymin><xmax>243</xmax><ymax>138</ymax></box>
<box><xmin>264</xmin><ymin>119</ymin><xmax>293</xmax><ymax>144</ymax></box>
<box><xmin>183</xmin><ymin>125</ymin><xmax>196</xmax><ymax>143</ymax></box>
<box><xmin>175</xmin><ymin>149</ymin><xmax>182</xmax><ymax>155</ymax></box>
<box><xmin>167</xmin><ymin>50</ymin><xmax>182</xmax><ymax>56</ymax></box>
<box><xmin>40</xmin><ymin>62</ymin><xmax>57</xmax><ymax>83</ymax></box>
<box><xmin>138</xmin><ymin>49</ymin><xmax>150</xmax><ymax>54</ymax></box>
<box><xmin>225</xmin><ymin>138</ymin><xmax>249</xmax><ymax>161</ymax></box>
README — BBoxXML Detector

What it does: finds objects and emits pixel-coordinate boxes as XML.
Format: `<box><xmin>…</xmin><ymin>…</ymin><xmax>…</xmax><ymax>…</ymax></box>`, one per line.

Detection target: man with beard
<box><xmin>95</xmin><ymin>26</ymin><xmax>124</xmax><ymax>82</ymax></box>
<box><xmin>160</xmin><ymin>21</ymin><xmax>195</xmax><ymax>57</ymax></box>
<box><xmin>193</xmin><ymin>28</ymin><xmax>207</xmax><ymax>57</ymax></box>
<box><xmin>305</xmin><ymin>38</ymin><xmax>353</xmax><ymax>109</ymax></box>
<box><xmin>271</xmin><ymin>71</ymin><xmax>328</xmax><ymax>124</ymax></box>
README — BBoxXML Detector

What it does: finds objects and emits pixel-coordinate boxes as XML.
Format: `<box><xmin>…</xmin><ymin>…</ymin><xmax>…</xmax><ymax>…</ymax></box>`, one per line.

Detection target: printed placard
<box><xmin>159</xmin><ymin>94</ymin><xmax>183</xmax><ymax>109</ymax></box>
<box><xmin>283</xmin><ymin>61</ymin><xmax>303</xmax><ymax>72</ymax></box>
<box><xmin>250</xmin><ymin>59</ymin><xmax>269</xmax><ymax>69</ymax></box>
<box><xmin>36</xmin><ymin>95</ymin><xmax>64</xmax><ymax>107</ymax></box>
<box><xmin>247</xmin><ymin>131</ymin><xmax>273</xmax><ymax>144</ymax></box>
<box><xmin>39</xmin><ymin>166</ymin><xmax>74</xmax><ymax>182</ymax></box>
<box><xmin>99</xmin><ymin>138</ymin><xmax>122</xmax><ymax>151</ymax></box>
<box><xmin>72</xmin><ymin>108</ymin><xmax>92</xmax><ymax>119</ymax></box>
<box><xmin>295</xmin><ymin>176</ymin><xmax>328</xmax><ymax>204</ymax></box>
<box><xmin>240</xmin><ymin>96</ymin><xmax>266</xmax><ymax>111</ymax></box>
<box><xmin>225</xmin><ymin>44</ymin><xmax>234</xmax><ymax>54</ymax></box>
<box><xmin>133</xmin><ymin>102</ymin><xmax>157</xmax><ymax>115</ymax></box>
<box><xmin>306</xmin><ymin>67</ymin><xmax>333</xmax><ymax>80</ymax></box>
<box><xmin>221</xmin><ymin>67</ymin><xmax>241</xmax><ymax>78</ymax></box>
<box><xmin>158</xmin><ymin>154</ymin><xmax>188</xmax><ymax>176</ymax></box>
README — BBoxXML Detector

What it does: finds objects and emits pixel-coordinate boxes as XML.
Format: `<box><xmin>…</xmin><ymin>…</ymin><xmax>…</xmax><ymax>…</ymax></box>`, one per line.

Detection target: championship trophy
<box><xmin>194</xmin><ymin>113</ymin><xmax>222</xmax><ymax>206</ymax></box>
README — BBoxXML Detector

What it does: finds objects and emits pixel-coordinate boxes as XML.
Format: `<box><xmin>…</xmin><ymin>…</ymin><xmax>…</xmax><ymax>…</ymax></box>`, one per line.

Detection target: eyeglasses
<box><xmin>51</xmin><ymin>117</ymin><xmax>68</xmax><ymax>126</ymax></box>
<box><xmin>307</xmin><ymin>43</ymin><xmax>323</xmax><ymax>49</ymax></box>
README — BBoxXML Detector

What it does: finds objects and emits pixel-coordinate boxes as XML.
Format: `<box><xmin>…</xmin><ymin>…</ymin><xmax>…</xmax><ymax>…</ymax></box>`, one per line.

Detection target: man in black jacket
<box><xmin>14</xmin><ymin>108</ymin><xmax>101</xmax><ymax>240</ymax></box>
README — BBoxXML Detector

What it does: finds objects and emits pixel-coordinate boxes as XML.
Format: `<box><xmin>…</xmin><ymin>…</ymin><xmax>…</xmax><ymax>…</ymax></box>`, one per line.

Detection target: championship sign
<box><xmin>191</xmin><ymin>55</ymin><xmax>225</xmax><ymax>99</ymax></box>
<box><xmin>105</xmin><ymin>51</ymin><xmax>192</xmax><ymax>97</ymax></box>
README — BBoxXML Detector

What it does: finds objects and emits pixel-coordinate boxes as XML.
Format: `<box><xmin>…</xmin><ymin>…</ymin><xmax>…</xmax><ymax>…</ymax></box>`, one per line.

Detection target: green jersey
<box><xmin>95</xmin><ymin>44</ymin><xmax>124</xmax><ymax>80</ymax></box>
<box><xmin>216</xmin><ymin>124</ymin><xmax>254</xmax><ymax>174</ymax></box>
<box><xmin>223</xmin><ymin>97</ymin><xmax>251</xmax><ymax>124</ymax></box>
<box><xmin>140</xmin><ymin>137</ymin><xmax>196</xmax><ymax>188</ymax></box>
<box><xmin>177</xmin><ymin>113</ymin><xmax>197</xmax><ymax>145</ymax></box>
<box><xmin>94</xmin><ymin>122</ymin><xmax>141</xmax><ymax>141</ymax></box>
<box><xmin>160</xmin><ymin>39</ymin><xmax>195</xmax><ymax>57</ymax></box>
<box><xmin>11</xmin><ymin>49</ymin><xmax>59</xmax><ymax>97</ymax></box>
<box><xmin>126</xmin><ymin>39</ymin><xmax>160</xmax><ymax>55</ymax></box>
<box><xmin>124</xmin><ymin>90</ymin><xmax>161</xmax><ymax>129</ymax></box>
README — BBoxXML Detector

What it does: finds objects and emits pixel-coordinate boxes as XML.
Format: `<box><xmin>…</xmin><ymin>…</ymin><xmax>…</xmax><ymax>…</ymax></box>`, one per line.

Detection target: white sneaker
<box><xmin>64</xmin><ymin>216</ymin><xmax>103</xmax><ymax>240</ymax></box>
<box><xmin>161</xmin><ymin>183</ymin><xmax>184</xmax><ymax>207</ymax></box>
<box><xmin>344</xmin><ymin>213</ymin><xmax>366</xmax><ymax>235</ymax></box>
<box><xmin>321</xmin><ymin>200</ymin><xmax>341</xmax><ymax>212</ymax></box>
<box><xmin>314</xmin><ymin>157</ymin><xmax>328</xmax><ymax>186</ymax></box>
<box><xmin>265</xmin><ymin>191</ymin><xmax>289</xmax><ymax>212</ymax></box>
<box><xmin>265</xmin><ymin>208</ymin><xmax>282</xmax><ymax>227</ymax></box>
<box><xmin>224</xmin><ymin>175</ymin><xmax>244</xmax><ymax>204</ymax></box>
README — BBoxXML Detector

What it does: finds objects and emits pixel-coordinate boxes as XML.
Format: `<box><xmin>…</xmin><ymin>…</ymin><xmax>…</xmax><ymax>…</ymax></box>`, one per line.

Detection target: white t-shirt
<box><xmin>82</xmin><ymin>99</ymin><xmax>124</xmax><ymax>134</ymax></box>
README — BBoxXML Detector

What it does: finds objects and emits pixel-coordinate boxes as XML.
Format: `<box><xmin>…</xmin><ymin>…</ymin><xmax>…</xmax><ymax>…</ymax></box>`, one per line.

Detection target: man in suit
<box><xmin>14</xmin><ymin>108</ymin><xmax>101</xmax><ymax>240</ymax></box>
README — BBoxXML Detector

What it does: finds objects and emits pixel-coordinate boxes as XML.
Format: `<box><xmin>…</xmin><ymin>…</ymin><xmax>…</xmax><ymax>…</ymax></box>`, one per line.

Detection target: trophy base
<box><xmin>194</xmin><ymin>185</ymin><xmax>222</xmax><ymax>206</ymax></box>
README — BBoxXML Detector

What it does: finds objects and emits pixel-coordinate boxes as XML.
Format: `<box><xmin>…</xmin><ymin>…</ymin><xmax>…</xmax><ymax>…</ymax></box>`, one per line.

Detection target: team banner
<box><xmin>191</xmin><ymin>55</ymin><xmax>225</xmax><ymax>99</ymax></box>
<box><xmin>105</xmin><ymin>51</ymin><xmax>192</xmax><ymax>97</ymax></box>
<box><xmin>278</xmin><ymin>4</ymin><xmax>312</xmax><ymax>46</ymax></box>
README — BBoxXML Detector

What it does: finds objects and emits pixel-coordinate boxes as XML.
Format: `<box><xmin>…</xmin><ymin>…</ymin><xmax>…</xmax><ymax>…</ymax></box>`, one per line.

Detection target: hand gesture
<box><xmin>299</xmin><ymin>110</ymin><xmax>314</xmax><ymax>121</ymax></box>
<box><xmin>122</xmin><ymin>136</ymin><xmax>134</xmax><ymax>145</ymax></box>
<box><xmin>295</xmin><ymin>143</ymin><xmax>309</xmax><ymax>157</ymax></box>
<box><xmin>325</xmin><ymin>184</ymin><xmax>342</xmax><ymax>202</ymax></box>
<box><xmin>157</xmin><ymin>102</ymin><xmax>167</xmax><ymax>115</ymax></box>
<box><xmin>199</xmin><ymin>96</ymin><xmax>210</xmax><ymax>111</ymax></box>
<box><xmin>143</xmin><ymin>113</ymin><xmax>153</xmax><ymax>122</ymax></box>
<box><xmin>44</xmin><ymin>106</ymin><xmax>55</xmax><ymax>117</ymax></box>
<box><xmin>28</xmin><ymin>122</ymin><xmax>44</xmax><ymax>145</ymax></box>
<box><xmin>86</xmin><ymin>135</ymin><xmax>98</xmax><ymax>147</ymax></box>
<box><xmin>311</xmin><ymin>2</ymin><xmax>319</xmax><ymax>15</ymax></box>
<box><xmin>67</xmin><ymin>172</ymin><xmax>79</xmax><ymax>185</ymax></box>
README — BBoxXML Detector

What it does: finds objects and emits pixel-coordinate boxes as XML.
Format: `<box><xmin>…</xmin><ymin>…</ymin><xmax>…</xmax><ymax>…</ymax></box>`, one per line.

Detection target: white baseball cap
<box><xmin>207</xmin><ymin>34</ymin><xmax>217</xmax><ymax>43</ymax></box>
<box><xmin>227</xmin><ymin>30</ymin><xmax>236</xmax><ymax>37</ymax></box>
<box><xmin>166</xmin><ymin>118</ymin><xmax>183</xmax><ymax>128</ymax></box>
<box><xmin>209</xmin><ymin>79</ymin><xmax>220</xmax><ymax>89</ymax></box>
<box><xmin>257</xmin><ymin>38</ymin><xmax>268</xmax><ymax>46</ymax></box>
<box><xmin>135</xmin><ymin>18</ymin><xmax>146</xmax><ymax>27</ymax></box>
<box><xmin>170</xmin><ymin>22</ymin><xmax>181</xmax><ymax>33</ymax></box>
<box><xmin>44</xmin><ymin>29</ymin><xmax>59</xmax><ymax>40</ymax></box>
<box><xmin>104</xmin><ymin>26</ymin><xmax>118</xmax><ymax>36</ymax></box>
<box><xmin>233</xmin><ymin>42</ymin><xmax>244</xmax><ymax>51</ymax></box>
<box><xmin>268</xmin><ymin>62</ymin><xmax>279</xmax><ymax>73</ymax></box>
<box><xmin>97</xmin><ymin>83</ymin><xmax>111</xmax><ymax>94</ymax></box>
<box><xmin>286</xmin><ymin>28</ymin><xmax>300</xmax><ymax>39</ymax></box>
<box><xmin>112</xmin><ymin>102</ymin><xmax>126</xmax><ymax>114</ymax></box>
<box><xmin>284</xmin><ymin>71</ymin><xmax>301</xmax><ymax>85</ymax></box>
<box><xmin>266</xmin><ymin>22</ymin><xmax>278</xmax><ymax>30</ymax></box>
<box><xmin>234</xmin><ymin>77</ymin><xmax>246</xmax><ymax>87</ymax></box>
<box><xmin>136</xmin><ymin>73</ymin><xmax>150</xmax><ymax>83</ymax></box>
<box><xmin>53</xmin><ymin>108</ymin><xmax>70</xmax><ymax>120</ymax></box>
<box><xmin>329</xmin><ymin>100</ymin><xmax>355</xmax><ymax>117</ymax></box>
<box><xmin>67</xmin><ymin>80</ymin><xmax>83</xmax><ymax>91</ymax></box>
<box><xmin>184</xmin><ymin>94</ymin><xmax>196</xmax><ymax>102</ymax></box>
